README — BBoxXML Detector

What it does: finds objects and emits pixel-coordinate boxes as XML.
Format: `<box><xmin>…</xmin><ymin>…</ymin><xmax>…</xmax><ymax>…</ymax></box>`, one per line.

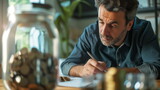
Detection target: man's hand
<box><xmin>69</xmin><ymin>59</ymin><xmax>107</xmax><ymax>77</ymax></box>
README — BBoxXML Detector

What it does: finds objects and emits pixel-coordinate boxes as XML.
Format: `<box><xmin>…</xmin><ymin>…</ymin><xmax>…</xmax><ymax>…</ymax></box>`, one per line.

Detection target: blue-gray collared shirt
<box><xmin>61</xmin><ymin>17</ymin><xmax>160</xmax><ymax>79</ymax></box>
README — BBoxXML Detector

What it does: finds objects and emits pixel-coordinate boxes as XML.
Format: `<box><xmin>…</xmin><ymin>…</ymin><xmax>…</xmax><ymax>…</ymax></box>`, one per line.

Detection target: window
<box><xmin>8</xmin><ymin>0</ymin><xmax>45</xmax><ymax>6</ymax></box>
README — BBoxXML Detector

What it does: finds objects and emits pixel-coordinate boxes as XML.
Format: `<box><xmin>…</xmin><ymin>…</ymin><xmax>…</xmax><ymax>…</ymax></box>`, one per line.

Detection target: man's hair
<box><xmin>95</xmin><ymin>0</ymin><xmax>139</xmax><ymax>23</ymax></box>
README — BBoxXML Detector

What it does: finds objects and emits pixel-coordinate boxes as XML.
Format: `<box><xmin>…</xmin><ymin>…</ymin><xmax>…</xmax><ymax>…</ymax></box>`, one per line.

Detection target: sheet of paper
<box><xmin>58</xmin><ymin>77</ymin><xmax>98</xmax><ymax>88</ymax></box>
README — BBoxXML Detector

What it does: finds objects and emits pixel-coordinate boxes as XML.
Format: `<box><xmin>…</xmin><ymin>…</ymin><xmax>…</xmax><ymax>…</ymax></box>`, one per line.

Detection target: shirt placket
<box><xmin>116</xmin><ymin>43</ymin><xmax>124</xmax><ymax>67</ymax></box>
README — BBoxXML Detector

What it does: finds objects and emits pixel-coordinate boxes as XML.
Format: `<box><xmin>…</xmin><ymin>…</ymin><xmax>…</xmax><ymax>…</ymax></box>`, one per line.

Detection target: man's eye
<box><xmin>99</xmin><ymin>21</ymin><xmax>104</xmax><ymax>24</ymax></box>
<box><xmin>111</xmin><ymin>24</ymin><xmax>118</xmax><ymax>28</ymax></box>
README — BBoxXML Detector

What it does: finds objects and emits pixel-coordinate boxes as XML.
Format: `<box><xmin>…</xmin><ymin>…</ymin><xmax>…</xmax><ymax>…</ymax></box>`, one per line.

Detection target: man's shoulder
<box><xmin>132</xmin><ymin>17</ymin><xmax>151</xmax><ymax>31</ymax></box>
<box><xmin>128</xmin><ymin>17</ymin><xmax>156</xmax><ymax>45</ymax></box>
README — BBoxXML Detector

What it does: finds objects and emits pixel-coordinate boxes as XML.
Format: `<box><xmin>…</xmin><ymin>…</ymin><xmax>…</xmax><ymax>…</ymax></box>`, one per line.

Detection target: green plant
<box><xmin>54</xmin><ymin>0</ymin><xmax>88</xmax><ymax>58</ymax></box>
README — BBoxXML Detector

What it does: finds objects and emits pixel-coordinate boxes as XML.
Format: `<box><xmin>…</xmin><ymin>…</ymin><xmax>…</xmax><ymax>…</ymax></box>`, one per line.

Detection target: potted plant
<box><xmin>54</xmin><ymin>0</ymin><xmax>88</xmax><ymax>58</ymax></box>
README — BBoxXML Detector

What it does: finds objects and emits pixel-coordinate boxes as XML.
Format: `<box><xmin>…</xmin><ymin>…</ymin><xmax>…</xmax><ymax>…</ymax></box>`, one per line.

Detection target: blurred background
<box><xmin>0</xmin><ymin>0</ymin><xmax>159</xmax><ymax>63</ymax></box>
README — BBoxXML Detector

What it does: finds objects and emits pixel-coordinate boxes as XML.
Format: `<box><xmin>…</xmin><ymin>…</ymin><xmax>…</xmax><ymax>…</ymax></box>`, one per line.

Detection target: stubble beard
<box><xmin>100</xmin><ymin>29</ymin><xmax>127</xmax><ymax>46</ymax></box>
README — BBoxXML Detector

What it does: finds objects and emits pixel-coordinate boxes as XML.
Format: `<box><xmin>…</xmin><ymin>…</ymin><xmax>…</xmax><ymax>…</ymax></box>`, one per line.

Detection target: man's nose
<box><xmin>101</xmin><ymin>25</ymin><xmax>110</xmax><ymax>35</ymax></box>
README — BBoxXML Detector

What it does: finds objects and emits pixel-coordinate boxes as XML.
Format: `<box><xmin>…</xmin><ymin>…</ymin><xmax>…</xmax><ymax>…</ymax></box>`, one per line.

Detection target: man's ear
<box><xmin>126</xmin><ymin>20</ymin><xmax>134</xmax><ymax>31</ymax></box>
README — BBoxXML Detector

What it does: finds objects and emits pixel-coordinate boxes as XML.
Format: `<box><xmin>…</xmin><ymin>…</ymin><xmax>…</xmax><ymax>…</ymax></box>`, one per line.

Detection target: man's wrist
<box><xmin>69</xmin><ymin>65</ymin><xmax>84</xmax><ymax>77</ymax></box>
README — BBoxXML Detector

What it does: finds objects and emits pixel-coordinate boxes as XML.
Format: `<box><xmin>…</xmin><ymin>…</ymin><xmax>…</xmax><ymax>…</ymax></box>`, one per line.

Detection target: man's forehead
<box><xmin>98</xmin><ymin>5</ymin><xmax>126</xmax><ymax>22</ymax></box>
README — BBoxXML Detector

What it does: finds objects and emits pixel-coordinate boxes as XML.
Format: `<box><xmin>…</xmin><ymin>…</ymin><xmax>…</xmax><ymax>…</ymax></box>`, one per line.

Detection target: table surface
<box><xmin>0</xmin><ymin>63</ymin><xmax>160</xmax><ymax>90</ymax></box>
<box><xmin>0</xmin><ymin>79</ymin><xmax>160</xmax><ymax>90</ymax></box>
<box><xmin>0</xmin><ymin>79</ymin><xmax>86</xmax><ymax>90</ymax></box>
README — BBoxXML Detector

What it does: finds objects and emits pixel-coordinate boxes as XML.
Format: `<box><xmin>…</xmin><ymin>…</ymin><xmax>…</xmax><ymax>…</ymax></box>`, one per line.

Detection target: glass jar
<box><xmin>124</xmin><ymin>73</ymin><xmax>157</xmax><ymax>90</ymax></box>
<box><xmin>2</xmin><ymin>3</ymin><xmax>59</xmax><ymax>90</ymax></box>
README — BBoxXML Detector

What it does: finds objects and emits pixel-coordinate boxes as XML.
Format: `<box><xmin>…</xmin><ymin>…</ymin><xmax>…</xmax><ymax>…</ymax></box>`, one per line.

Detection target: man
<box><xmin>61</xmin><ymin>0</ymin><xmax>160</xmax><ymax>79</ymax></box>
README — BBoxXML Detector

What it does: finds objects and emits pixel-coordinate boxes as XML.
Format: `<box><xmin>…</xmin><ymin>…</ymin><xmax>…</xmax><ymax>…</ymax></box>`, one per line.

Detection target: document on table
<box><xmin>58</xmin><ymin>76</ymin><xmax>99</xmax><ymax>88</ymax></box>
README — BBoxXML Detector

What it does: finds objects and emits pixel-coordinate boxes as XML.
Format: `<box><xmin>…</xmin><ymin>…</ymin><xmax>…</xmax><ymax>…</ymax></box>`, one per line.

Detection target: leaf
<box><xmin>54</xmin><ymin>13</ymin><xmax>62</xmax><ymax>32</ymax></box>
<box><xmin>67</xmin><ymin>0</ymin><xmax>83</xmax><ymax>17</ymax></box>
<box><xmin>54</xmin><ymin>0</ymin><xmax>91</xmax><ymax>57</ymax></box>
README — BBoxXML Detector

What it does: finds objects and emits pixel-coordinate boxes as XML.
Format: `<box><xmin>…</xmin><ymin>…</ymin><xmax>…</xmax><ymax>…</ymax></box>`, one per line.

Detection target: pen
<box><xmin>87</xmin><ymin>51</ymin><xmax>96</xmax><ymax>60</ymax></box>
<box><xmin>87</xmin><ymin>51</ymin><xmax>107</xmax><ymax>72</ymax></box>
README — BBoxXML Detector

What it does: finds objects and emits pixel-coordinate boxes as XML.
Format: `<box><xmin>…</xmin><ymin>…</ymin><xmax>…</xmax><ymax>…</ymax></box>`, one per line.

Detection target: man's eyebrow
<box><xmin>108</xmin><ymin>21</ymin><xmax>119</xmax><ymax>25</ymax></box>
<box><xmin>98</xmin><ymin>17</ymin><xmax>119</xmax><ymax>25</ymax></box>
<box><xmin>98</xmin><ymin>17</ymin><xmax>103</xmax><ymax>21</ymax></box>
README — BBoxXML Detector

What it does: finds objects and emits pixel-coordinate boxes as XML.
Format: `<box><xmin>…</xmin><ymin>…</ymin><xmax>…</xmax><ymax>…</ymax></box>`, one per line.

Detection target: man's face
<box><xmin>98</xmin><ymin>5</ymin><xmax>133</xmax><ymax>46</ymax></box>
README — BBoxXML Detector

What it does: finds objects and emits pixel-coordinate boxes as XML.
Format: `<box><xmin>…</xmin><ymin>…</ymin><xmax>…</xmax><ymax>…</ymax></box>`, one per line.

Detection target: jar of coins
<box><xmin>2</xmin><ymin>3</ymin><xmax>59</xmax><ymax>90</ymax></box>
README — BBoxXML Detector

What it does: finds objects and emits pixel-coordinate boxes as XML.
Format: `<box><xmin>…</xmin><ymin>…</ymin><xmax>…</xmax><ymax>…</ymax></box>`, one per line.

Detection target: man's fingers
<box><xmin>88</xmin><ymin>65</ymin><xmax>102</xmax><ymax>74</ymax></box>
<box><xmin>98</xmin><ymin>61</ymin><xmax>107</xmax><ymax>70</ymax></box>
<box><xmin>88</xmin><ymin>59</ymin><xmax>106</xmax><ymax>72</ymax></box>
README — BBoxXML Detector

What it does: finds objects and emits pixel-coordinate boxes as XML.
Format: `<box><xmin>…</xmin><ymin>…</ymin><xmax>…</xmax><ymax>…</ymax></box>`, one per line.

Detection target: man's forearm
<box><xmin>69</xmin><ymin>66</ymin><xmax>140</xmax><ymax>76</ymax></box>
<box><xmin>69</xmin><ymin>65</ymin><xmax>84</xmax><ymax>77</ymax></box>
<box><xmin>120</xmin><ymin>68</ymin><xmax>140</xmax><ymax>73</ymax></box>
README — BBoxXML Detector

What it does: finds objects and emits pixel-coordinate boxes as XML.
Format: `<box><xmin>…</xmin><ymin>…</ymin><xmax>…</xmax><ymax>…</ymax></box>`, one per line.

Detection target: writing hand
<box><xmin>79</xmin><ymin>59</ymin><xmax>107</xmax><ymax>77</ymax></box>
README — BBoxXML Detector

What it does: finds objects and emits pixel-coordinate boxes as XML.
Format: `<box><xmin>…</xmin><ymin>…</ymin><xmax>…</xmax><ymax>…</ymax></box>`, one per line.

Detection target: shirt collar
<box><xmin>124</xmin><ymin>17</ymin><xmax>138</xmax><ymax>47</ymax></box>
<box><xmin>124</xmin><ymin>31</ymin><xmax>131</xmax><ymax>47</ymax></box>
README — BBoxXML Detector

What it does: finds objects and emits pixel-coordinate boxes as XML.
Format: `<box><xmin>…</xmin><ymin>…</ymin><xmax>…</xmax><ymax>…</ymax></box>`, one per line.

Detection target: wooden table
<box><xmin>0</xmin><ymin>80</ymin><xmax>4</xmax><ymax>90</ymax></box>
<box><xmin>0</xmin><ymin>79</ymin><xmax>160</xmax><ymax>90</ymax></box>
<box><xmin>0</xmin><ymin>79</ymin><xmax>92</xmax><ymax>90</ymax></box>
